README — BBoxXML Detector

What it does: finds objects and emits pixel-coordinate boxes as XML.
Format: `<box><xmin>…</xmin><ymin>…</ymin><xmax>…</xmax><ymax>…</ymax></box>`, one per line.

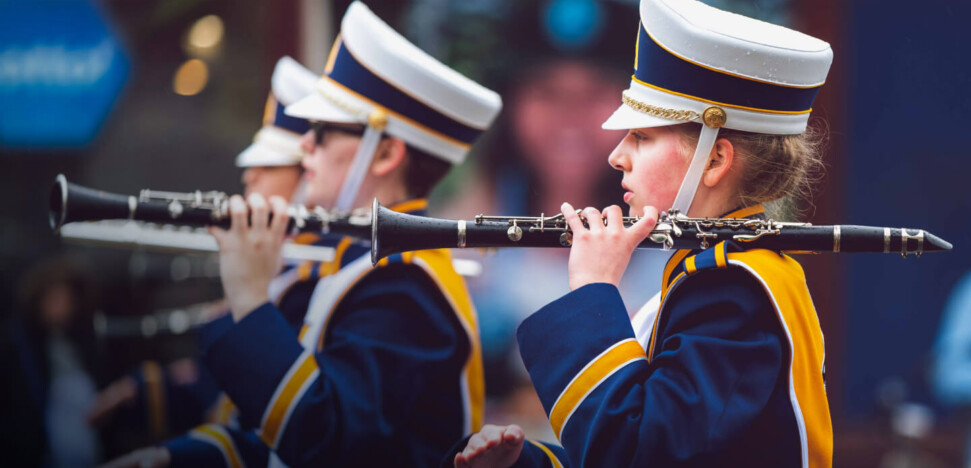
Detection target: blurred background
<box><xmin>1</xmin><ymin>0</ymin><xmax>969</xmax><ymax>466</ymax></box>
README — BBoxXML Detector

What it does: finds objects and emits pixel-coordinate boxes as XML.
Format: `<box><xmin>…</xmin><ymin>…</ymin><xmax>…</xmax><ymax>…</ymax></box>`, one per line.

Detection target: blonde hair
<box><xmin>675</xmin><ymin>121</ymin><xmax>828</xmax><ymax>220</ymax></box>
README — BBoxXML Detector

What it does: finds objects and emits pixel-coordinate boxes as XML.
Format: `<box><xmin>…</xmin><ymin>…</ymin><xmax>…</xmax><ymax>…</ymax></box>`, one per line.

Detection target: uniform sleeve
<box><xmin>120</xmin><ymin>315</ymin><xmax>230</xmax><ymax>439</ymax></box>
<box><xmin>127</xmin><ymin>359</ymin><xmax>221</xmax><ymax>438</ymax></box>
<box><xmin>516</xmin><ymin>269</ymin><xmax>785</xmax><ymax>466</ymax></box>
<box><xmin>162</xmin><ymin>424</ymin><xmax>268</xmax><ymax>468</ymax></box>
<box><xmin>203</xmin><ymin>263</ymin><xmax>472</xmax><ymax>467</ymax></box>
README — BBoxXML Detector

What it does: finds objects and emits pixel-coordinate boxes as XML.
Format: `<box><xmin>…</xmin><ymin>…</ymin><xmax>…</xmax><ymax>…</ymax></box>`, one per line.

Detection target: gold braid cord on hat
<box><xmin>315</xmin><ymin>81</ymin><xmax>369</xmax><ymax>119</ymax></box>
<box><xmin>622</xmin><ymin>91</ymin><xmax>700</xmax><ymax>122</ymax></box>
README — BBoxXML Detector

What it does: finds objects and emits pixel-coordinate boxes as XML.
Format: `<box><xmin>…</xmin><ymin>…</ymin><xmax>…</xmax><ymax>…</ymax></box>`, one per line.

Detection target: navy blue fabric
<box><xmin>513</xmin><ymin>441</ymin><xmax>569</xmax><ymax>468</ymax></box>
<box><xmin>128</xmin><ymin>359</ymin><xmax>221</xmax><ymax>436</ymax></box>
<box><xmin>199</xmin><ymin>314</ymin><xmax>233</xmax><ymax>350</ymax></box>
<box><xmin>203</xmin><ymin>250</ymin><xmax>474</xmax><ymax>467</ymax></box>
<box><xmin>164</xmin><ymin>427</ymin><xmax>269</xmax><ymax>468</ymax></box>
<box><xmin>635</xmin><ymin>24</ymin><xmax>820</xmax><ymax>113</ymax></box>
<box><xmin>328</xmin><ymin>41</ymin><xmax>483</xmax><ymax>144</ymax></box>
<box><xmin>518</xmin><ymin>282</ymin><xmax>635</xmax><ymax>403</ymax></box>
<box><xmin>691</xmin><ymin>246</ymin><xmax>719</xmax><ymax>271</ymax></box>
<box><xmin>517</xmin><ymin>268</ymin><xmax>801</xmax><ymax>467</ymax></box>
<box><xmin>203</xmin><ymin>303</ymin><xmax>304</xmax><ymax>430</ymax></box>
<box><xmin>271</xmin><ymin>100</ymin><xmax>310</xmax><ymax>135</ymax></box>
<box><xmin>164</xmin><ymin>436</ymin><xmax>225</xmax><ymax>467</ymax></box>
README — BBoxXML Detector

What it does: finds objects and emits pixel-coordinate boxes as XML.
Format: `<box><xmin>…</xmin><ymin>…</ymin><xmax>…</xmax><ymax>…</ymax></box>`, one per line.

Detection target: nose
<box><xmin>242</xmin><ymin>167</ymin><xmax>257</xmax><ymax>185</ymax></box>
<box><xmin>607</xmin><ymin>135</ymin><xmax>630</xmax><ymax>172</ymax></box>
<box><xmin>299</xmin><ymin>130</ymin><xmax>315</xmax><ymax>155</ymax></box>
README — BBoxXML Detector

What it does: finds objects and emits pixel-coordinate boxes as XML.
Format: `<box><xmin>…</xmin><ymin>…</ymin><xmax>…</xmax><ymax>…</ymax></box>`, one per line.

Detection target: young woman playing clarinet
<box><xmin>453</xmin><ymin>0</ymin><xmax>834</xmax><ymax>466</ymax></box>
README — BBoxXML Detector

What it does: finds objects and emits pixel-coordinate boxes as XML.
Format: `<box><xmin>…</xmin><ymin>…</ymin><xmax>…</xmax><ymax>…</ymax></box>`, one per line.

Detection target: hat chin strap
<box><xmin>669</xmin><ymin>124</ymin><xmax>719</xmax><ymax>215</ymax></box>
<box><xmin>332</xmin><ymin>111</ymin><xmax>388</xmax><ymax>213</ymax></box>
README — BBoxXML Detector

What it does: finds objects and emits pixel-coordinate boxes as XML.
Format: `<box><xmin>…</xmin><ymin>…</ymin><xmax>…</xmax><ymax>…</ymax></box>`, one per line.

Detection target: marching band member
<box><xmin>97</xmin><ymin>56</ymin><xmax>320</xmax><ymax>466</ymax></box>
<box><xmin>110</xmin><ymin>3</ymin><xmax>502</xmax><ymax>467</ymax></box>
<box><xmin>454</xmin><ymin>0</ymin><xmax>833</xmax><ymax>466</ymax></box>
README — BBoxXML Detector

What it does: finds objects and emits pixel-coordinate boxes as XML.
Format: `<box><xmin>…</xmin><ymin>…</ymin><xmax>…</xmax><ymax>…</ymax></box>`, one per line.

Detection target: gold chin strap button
<box><xmin>702</xmin><ymin>106</ymin><xmax>727</xmax><ymax>128</ymax></box>
<box><xmin>368</xmin><ymin>109</ymin><xmax>389</xmax><ymax>131</ymax></box>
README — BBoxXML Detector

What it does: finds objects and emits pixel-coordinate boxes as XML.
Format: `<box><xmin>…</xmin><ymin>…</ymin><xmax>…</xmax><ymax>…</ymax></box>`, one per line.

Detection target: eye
<box><xmin>631</xmin><ymin>131</ymin><xmax>647</xmax><ymax>142</ymax></box>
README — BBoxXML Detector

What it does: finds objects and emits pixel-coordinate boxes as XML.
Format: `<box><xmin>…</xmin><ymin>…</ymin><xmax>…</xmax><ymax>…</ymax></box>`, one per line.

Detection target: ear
<box><xmin>370</xmin><ymin>137</ymin><xmax>408</xmax><ymax>177</ymax></box>
<box><xmin>702</xmin><ymin>137</ymin><xmax>735</xmax><ymax>188</ymax></box>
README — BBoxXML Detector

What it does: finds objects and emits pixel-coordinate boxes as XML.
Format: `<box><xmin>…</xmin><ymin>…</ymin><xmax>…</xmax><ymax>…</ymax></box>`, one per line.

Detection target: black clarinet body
<box><xmin>50</xmin><ymin>174</ymin><xmax>371</xmax><ymax>238</ymax></box>
<box><xmin>370</xmin><ymin>200</ymin><xmax>952</xmax><ymax>265</ymax></box>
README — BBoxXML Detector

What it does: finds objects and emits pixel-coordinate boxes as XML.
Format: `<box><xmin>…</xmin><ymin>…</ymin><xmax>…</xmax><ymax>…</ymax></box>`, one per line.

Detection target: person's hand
<box><xmin>209</xmin><ymin>194</ymin><xmax>289</xmax><ymax>322</ymax></box>
<box><xmin>561</xmin><ymin>202</ymin><xmax>659</xmax><ymax>290</ymax></box>
<box><xmin>454</xmin><ymin>424</ymin><xmax>525</xmax><ymax>468</ymax></box>
<box><xmin>86</xmin><ymin>376</ymin><xmax>137</xmax><ymax>427</ymax></box>
<box><xmin>100</xmin><ymin>447</ymin><xmax>170</xmax><ymax>468</ymax></box>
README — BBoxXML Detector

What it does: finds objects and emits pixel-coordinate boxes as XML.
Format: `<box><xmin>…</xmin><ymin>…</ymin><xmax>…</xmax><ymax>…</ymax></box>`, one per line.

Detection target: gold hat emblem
<box><xmin>368</xmin><ymin>109</ymin><xmax>389</xmax><ymax>131</ymax></box>
<box><xmin>702</xmin><ymin>107</ymin><xmax>727</xmax><ymax>128</ymax></box>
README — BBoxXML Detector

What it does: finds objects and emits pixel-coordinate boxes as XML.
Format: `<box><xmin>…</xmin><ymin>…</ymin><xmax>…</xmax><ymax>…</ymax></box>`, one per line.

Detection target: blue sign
<box><xmin>0</xmin><ymin>0</ymin><xmax>130</xmax><ymax>149</ymax></box>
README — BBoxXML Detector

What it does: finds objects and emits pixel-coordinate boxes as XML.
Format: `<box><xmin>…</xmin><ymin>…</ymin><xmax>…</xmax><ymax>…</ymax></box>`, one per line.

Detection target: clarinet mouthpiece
<box><xmin>924</xmin><ymin>231</ymin><xmax>952</xmax><ymax>253</ymax></box>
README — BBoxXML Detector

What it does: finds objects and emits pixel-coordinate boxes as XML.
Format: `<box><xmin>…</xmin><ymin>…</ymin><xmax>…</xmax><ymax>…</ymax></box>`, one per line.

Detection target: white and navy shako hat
<box><xmin>604</xmin><ymin>0</ymin><xmax>833</xmax><ymax>214</ymax></box>
<box><xmin>285</xmin><ymin>1</ymin><xmax>502</xmax><ymax>211</ymax></box>
<box><xmin>236</xmin><ymin>56</ymin><xmax>318</xmax><ymax>168</ymax></box>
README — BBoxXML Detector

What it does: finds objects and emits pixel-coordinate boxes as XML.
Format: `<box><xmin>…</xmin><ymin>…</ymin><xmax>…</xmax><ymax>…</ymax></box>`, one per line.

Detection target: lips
<box><xmin>621</xmin><ymin>181</ymin><xmax>633</xmax><ymax>203</ymax></box>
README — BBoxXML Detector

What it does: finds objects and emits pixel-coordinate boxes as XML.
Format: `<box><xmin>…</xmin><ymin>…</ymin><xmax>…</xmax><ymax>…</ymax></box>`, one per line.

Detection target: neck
<box><xmin>355</xmin><ymin>179</ymin><xmax>411</xmax><ymax>210</ymax></box>
<box><xmin>685</xmin><ymin>186</ymin><xmax>742</xmax><ymax>218</ymax></box>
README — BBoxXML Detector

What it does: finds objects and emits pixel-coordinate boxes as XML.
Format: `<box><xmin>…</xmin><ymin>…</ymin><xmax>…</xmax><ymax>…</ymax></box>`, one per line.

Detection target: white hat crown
<box><xmin>604</xmin><ymin>0</ymin><xmax>833</xmax><ymax>135</ymax></box>
<box><xmin>285</xmin><ymin>1</ymin><xmax>502</xmax><ymax>164</ymax></box>
<box><xmin>237</xmin><ymin>56</ymin><xmax>317</xmax><ymax>168</ymax></box>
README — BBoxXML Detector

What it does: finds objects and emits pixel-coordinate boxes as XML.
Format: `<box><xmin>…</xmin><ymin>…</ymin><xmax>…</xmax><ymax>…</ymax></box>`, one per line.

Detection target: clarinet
<box><xmin>49</xmin><ymin>174</ymin><xmax>371</xmax><ymax>238</ymax></box>
<box><xmin>370</xmin><ymin>199</ymin><xmax>953</xmax><ymax>265</ymax></box>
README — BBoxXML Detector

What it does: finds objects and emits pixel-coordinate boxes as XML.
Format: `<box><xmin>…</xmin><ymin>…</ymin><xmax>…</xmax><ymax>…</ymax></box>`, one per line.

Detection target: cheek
<box><xmin>630</xmin><ymin>142</ymin><xmax>689</xmax><ymax>209</ymax></box>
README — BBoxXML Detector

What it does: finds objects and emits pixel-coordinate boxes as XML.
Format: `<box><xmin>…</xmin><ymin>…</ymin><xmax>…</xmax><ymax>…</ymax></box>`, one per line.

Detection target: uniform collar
<box><xmin>387</xmin><ymin>198</ymin><xmax>428</xmax><ymax>217</ymax></box>
<box><xmin>661</xmin><ymin>204</ymin><xmax>766</xmax><ymax>292</ymax></box>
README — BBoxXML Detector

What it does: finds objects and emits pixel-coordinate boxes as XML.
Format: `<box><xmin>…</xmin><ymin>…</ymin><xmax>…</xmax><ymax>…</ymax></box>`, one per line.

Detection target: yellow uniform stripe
<box><xmin>410</xmin><ymin>250</ymin><xmax>485</xmax><ymax>432</ymax></box>
<box><xmin>191</xmin><ymin>425</ymin><xmax>244</xmax><ymax>468</ymax></box>
<box><xmin>318</xmin><ymin>237</ymin><xmax>353</xmax><ymax>277</ymax></box>
<box><xmin>662</xmin><ymin>249</ymin><xmax>692</xmax><ymax>293</ymax></box>
<box><xmin>324</xmin><ymin>35</ymin><xmax>342</xmax><ymax>75</ymax></box>
<box><xmin>297</xmin><ymin>323</ymin><xmax>310</xmax><ymax>341</ymax></box>
<box><xmin>684</xmin><ymin>256</ymin><xmax>697</xmax><ymax>275</ymax></box>
<box><xmin>725</xmin><ymin>204</ymin><xmax>765</xmax><ymax>219</ymax></box>
<box><xmin>142</xmin><ymin>361</ymin><xmax>166</xmax><ymax>440</ymax></box>
<box><xmin>549</xmin><ymin>339</ymin><xmax>646</xmax><ymax>440</ymax></box>
<box><xmin>297</xmin><ymin>261</ymin><xmax>313</xmax><ymax>281</ymax></box>
<box><xmin>293</xmin><ymin>232</ymin><xmax>320</xmax><ymax>245</ymax></box>
<box><xmin>388</xmin><ymin>198</ymin><xmax>429</xmax><ymax>213</ymax></box>
<box><xmin>527</xmin><ymin>440</ymin><xmax>564</xmax><ymax>468</ymax></box>
<box><xmin>262</xmin><ymin>94</ymin><xmax>277</xmax><ymax>127</ymax></box>
<box><xmin>715</xmin><ymin>241</ymin><xmax>727</xmax><ymax>268</ymax></box>
<box><xmin>725</xmin><ymin>251</ymin><xmax>832</xmax><ymax>467</ymax></box>
<box><xmin>260</xmin><ymin>352</ymin><xmax>320</xmax><ymax>448</ymax></box>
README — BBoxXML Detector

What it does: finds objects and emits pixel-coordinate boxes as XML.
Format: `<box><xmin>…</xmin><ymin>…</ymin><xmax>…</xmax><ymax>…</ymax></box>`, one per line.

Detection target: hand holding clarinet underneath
<box><xmin>207</xmin><ymin>194</ymin><xmax>290</xmax><ymax>322</ymax></box>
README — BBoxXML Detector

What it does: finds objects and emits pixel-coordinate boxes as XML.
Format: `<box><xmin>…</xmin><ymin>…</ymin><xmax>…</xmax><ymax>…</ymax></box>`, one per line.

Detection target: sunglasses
<box><xmin>310</xmin><ymin>121</ymin><xmax>367</xmax><ymax>147</ymax></box>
